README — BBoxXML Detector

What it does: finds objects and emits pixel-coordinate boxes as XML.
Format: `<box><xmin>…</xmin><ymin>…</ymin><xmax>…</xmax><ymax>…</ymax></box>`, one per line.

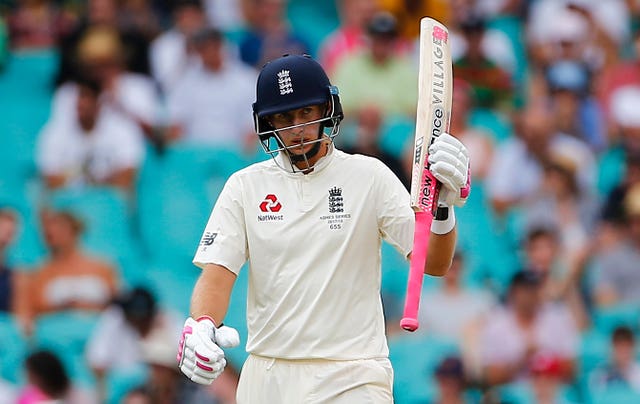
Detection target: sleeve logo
<box><xmin>200</xmin><ymin>232</ymin><xmax>217</xmax><ymax>246</ymax></box>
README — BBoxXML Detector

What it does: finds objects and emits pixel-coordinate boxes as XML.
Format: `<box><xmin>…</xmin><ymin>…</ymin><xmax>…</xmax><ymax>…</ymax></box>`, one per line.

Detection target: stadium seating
<box><xmin>0</xmin><ymin>313</ymin><xmax>28</xmax><ymax>384</ymax></box>
<box><xmin>389</xmin><ymin>333</ymin><xmax>459</xmax><ymax>403</ymax></box>
<box><xmin>31</xmin><ymin>310</ymin><xmax>101</xmax><ymax>387</ymax></box>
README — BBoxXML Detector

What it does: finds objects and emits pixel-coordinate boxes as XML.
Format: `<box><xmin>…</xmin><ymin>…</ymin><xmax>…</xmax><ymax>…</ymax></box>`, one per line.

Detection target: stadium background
<box><xmin>0</xmin><ymin>0</ymin><xmax>639</xmax><ymax>403</ymax></box>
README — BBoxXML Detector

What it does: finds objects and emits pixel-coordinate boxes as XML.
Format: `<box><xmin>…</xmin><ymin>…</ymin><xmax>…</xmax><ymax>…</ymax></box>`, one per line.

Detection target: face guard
<box><xmin>254</xmin><ymin>91</ymin><xmax>342</xmax><ymax>172</ymax></box>
<box><xmin>252</xmin><ymin>54</ymin><xmax>344</xmax><ymax>173</ymax></box>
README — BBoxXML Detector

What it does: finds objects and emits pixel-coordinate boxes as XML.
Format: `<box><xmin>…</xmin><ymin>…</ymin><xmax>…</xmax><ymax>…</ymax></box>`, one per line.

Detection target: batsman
<box><xmin>177</xmin><ymin>51</ymin><xmax>470</xmax><ymax>402</ymax></box>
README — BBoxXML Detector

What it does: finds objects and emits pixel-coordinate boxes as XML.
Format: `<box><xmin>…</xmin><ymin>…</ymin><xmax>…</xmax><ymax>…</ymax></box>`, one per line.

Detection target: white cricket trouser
<box><xmin>236</xmin><ymin>354</ymin><xmax>394</xmax><ymax>404</ymax></box>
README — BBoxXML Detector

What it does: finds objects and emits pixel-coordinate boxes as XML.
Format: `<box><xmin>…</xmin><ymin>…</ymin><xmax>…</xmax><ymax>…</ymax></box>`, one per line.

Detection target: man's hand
<box><xmin>177</xmin><ymin>316</ymin><xmax>240</xmax><ymax>385</ymax></box>
<box><xmin>428</xmin><ymin>133</ymin><xmax>470</xmax><ymax>207</ymax></box>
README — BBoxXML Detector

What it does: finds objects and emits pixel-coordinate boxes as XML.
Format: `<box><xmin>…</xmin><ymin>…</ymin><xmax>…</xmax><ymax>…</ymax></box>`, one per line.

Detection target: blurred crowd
<box><xmin>1</xmin><ymin>0</ymin><xmax>640</xmax><ymax>403</ymax></box>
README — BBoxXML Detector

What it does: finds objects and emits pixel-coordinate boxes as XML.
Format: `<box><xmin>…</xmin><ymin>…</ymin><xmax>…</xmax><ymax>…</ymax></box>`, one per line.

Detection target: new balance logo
<box><xmin>277</xmin><ymin>70</ymin><xmax>293</xmax><ymax>95</ymax></box>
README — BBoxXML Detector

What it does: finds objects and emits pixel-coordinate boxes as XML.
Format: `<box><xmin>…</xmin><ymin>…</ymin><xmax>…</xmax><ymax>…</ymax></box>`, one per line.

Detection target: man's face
<box><xmin>268</xmin><ymin>104</ymin><xmax>325</xmax><ymax>156</ymax></box>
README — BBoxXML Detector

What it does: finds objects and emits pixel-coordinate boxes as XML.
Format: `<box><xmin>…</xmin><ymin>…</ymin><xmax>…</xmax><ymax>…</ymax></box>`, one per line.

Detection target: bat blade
<box><xmin>400</xmin><ymin>17</ymin><xmax>453</xmax><ymax>332</ymax></box>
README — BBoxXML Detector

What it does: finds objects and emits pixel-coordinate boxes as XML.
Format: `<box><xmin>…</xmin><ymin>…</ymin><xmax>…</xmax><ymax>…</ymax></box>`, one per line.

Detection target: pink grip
<box><xmin>400</xmin><ymin>211</ymin><xmax>433</xmax><ymax>331</ymax></box>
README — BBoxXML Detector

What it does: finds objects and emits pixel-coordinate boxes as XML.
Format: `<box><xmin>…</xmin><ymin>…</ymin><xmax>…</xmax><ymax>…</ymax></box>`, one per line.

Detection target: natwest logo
<box><xmin>259</xmin><ymin>194</ymin><xmax>282</xmax><ymax>212</ymax></box>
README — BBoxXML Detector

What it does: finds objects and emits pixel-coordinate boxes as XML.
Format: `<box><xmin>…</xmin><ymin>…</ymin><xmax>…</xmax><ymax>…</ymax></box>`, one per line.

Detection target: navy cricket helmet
<box><xmin>252</xmin><ymin>54</ymin><xmax>343</xmax><ymax>142</ymax></box>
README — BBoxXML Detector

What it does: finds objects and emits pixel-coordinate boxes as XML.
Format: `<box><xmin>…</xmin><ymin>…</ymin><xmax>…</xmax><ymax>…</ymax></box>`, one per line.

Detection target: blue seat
<box><xmin>32</xmin><ymin>310</ymin><xmax>101</xmax><ymax>387</ymax></box>
<box><xmin>468</xmin><ymin>108</ymin><xmax>512</xmax><ymax>144</ymax></box>
<box><xmin>590</xmin><ymin>385</ymin><xmax>640</xmax><ymax>404</ymax></box>
<box><xmin>593</xmin><ymin>303</ymin><xmax>640</xmax><ymax>336</ymax></box>
<box><xmin>136</xmin><ymin>145</ymin><xmax>247</xmax><ymax>268</ymax></box>
<box><xmin>379</xmin><ymin>115</ymin><xmax>415</xmax><ymax>159</ymax></box>
<box><xmin>389</xmin><ymin>333</ymin><xmax>459</xmax><ymax>404</ymax></box>
<box><xmin>0</xmin><ymin>313</ymin><xmax>29</xmax><ymax>384</ymax></box>
<box><xmin>105</xmin><ymin>365</ymin><xmax>149</xmax><ymax>404</ymax></box>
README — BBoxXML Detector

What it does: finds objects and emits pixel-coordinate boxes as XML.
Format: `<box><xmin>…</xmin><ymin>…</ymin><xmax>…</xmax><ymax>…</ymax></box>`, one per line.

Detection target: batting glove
<box><xmin>428</xmin><ymin>133</ymin><xmax>471</xmax><ymax>208</ymax></box>
<box><xmin>177</xmin><ymin>316</ymin><xmax>240</xmax><ymax>385</ymax></box>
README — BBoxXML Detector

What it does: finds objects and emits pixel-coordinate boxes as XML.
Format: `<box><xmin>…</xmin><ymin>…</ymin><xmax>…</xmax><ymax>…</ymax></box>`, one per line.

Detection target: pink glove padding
<box><xmin>428</xmin><ymin>133</ymin><xmax>471</xmax><ymax>207</ymax></box>
<box><xmin>177</xmin><ymin>316</ymin><xmax>240</xmax><ymax>385</ymax></box>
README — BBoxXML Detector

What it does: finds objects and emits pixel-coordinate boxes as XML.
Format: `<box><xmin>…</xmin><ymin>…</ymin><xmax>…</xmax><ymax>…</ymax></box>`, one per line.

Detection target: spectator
<box><xmin>546</xmin><ymin>60</ymin><xmax>606</xmax><ymax>152</ymax></box>
<box><xmin>149</xmin><ymin>0</ymin><xmax>208</xmax><ymax>95</ymax></box>
<box><xmin>55</xmin><ymin>0</ymin><xmax>151</xmax><ymax>85</ymax></box>
<box><xmin>36</xmin><ymin>76</ymin><xmax>145</xmax><ymax>192</ymax></box>
<box><xmin>0</xmin><ymin>208</ymin><xmax>18</xmax><ymax>312</ymax></box>
<box><xmin>593</xmin><ymin>183</ymin><xmax>640</xmax><ymax>307</ymax></box>
<box><xmin>17</xmin><ymin>350</ymin><xmax>97</xmax><ymax>403</ymax></box>
<box><xmin>418</xmin><ymin>251</ymin><xmax>495</xmax><ymax>343</ymax></box>
<box><xmin>52</xmin><ymin>25</ymin><xmax>162</xmax><ymax>148</ymax></box>
<box><xmin>486</xmin><ymin>102</ymin><xmax>595</xmax><ymax>216</ymax></box>
<box><xmin>521</xmin><ymin>226</ymin><xmax>590</xmax><ymax>332</ymax></box>
<box><xmin>317</xmin><ymin>0</ymin><xmax>378</xmax><ymax>75</ymax></box>
<box><xmin>480</xmin><ymin>270</ymin><xmax>579</xmax><ymax>386</ymax></box>
<box><xmin>166</xmin><ymin>27</ymin><xmax>257</xmax><ymax>149</ymax></box>
<box><xmin>449</xmin><ymin>78</ymin><xmax>494</xmax><ymax>181</ymax></box>
<box><xmin>601</xmin><ymin>153</ymin><xmax>640</xmax><ymax>228</ymax></box>
<box><xmin>238</xmin><ymin>0</ymin><xmax>310</xmax><ymax>69</ymax></box>
<box><xmin>523</xmin><ymin>155</ymin><xmax>599</xmax><ymax>263</ymax></box>
<box><xmin>597</xmin><ymin>28</ymin><xmax>640</xmax><ymax>135</ymax></box>
<box><xmin>15</xmin><ymin>208</ymin><xmax>119</xmax><ymax>335</ymax></box>
<box><xmin>602</xmin><ymin>85</ymin><xmax>640</xmax><ymax>192</ymax></box>
<box><xmin>452</xmin><ymin>14</ymin><xmax>514</xmax><ymax>110</ymax></box>
<box><xmin>7</xmin><ymin>0</ymin><xmax>76</xmax><ymax>50</ymax></box>
<box><xmin>418</xmin><ymin>251</ymin><xmax>495</xmax><ymax>381</ymax></box>
<box><xmin>590</xmin><ymin>326</ymin><xmax>640</xmax><ymax>393</ymax></box>
<box><xmin>341</xmin><ymin>105</ymin><xmax>409</xmax><ymax>189</ymax></box>
<box><xmin>433</xmin><ymin>356</ymin><xmax>467</xmax><ymax>404</ymax></box>
<box><xmin>528</xmin><ymin>352</ymin><xmax>567</xmax><ymax>404</ymax></box>
<box><xmin>332</xmin><ymin>11</ymin><xmax>417</xmax><ymax>119</ymax></box>
<box><xmin>117</xmin><ymin>0</ymin><xmax>162</xmax><ymax>43</ymax></box>
<box><xmin>86</xmin><ymin>286</ymin><xmax>182</xmax><ymax>402</ymax></box>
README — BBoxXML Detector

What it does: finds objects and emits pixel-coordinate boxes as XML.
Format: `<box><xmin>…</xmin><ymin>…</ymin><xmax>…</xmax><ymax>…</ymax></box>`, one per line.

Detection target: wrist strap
<box><xmin>431</xmin><ymin>206</ymin><xmax>455</xmax><ymax>235</ymax></box>
<box><xmin>196</xmin><ymin>315</ymin><xmax>218</xmax><ymax>328</ymax></box>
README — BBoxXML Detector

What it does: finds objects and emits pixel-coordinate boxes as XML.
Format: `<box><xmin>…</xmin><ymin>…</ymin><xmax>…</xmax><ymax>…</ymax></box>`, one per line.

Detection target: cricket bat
<box><xmin>400</xmin><ymin>17</ymin><xmax>453</xmax><ymax>332</ymax></box>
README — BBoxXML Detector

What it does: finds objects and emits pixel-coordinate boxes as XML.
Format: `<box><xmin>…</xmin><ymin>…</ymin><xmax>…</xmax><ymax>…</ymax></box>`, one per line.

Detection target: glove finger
<box><xmin>190</xmin><ymin>372</ymin><xmax>216</xmax><ymax>386</ymax></box>
<box><xmin>192</xmin><ymin>357</ymin><xmax>225</xmax><ymax>378</ymax></box>
<box><xmin>429</xmin><ymin>150</ymin><xmax>467</xmax><ymax>179</ymax></box>
<box><xmin>433</xmin><ymin>133</ymin><xmax>469</xmax><ymax>157</ymax></box>
<box><xmin>193</xmin><ymin>332</ymin><xmax>225</xmax><ymax>363</ymax></box>
<box><xmin>215</xmin><ymin>326</ymin><xmax>240</xmax><ymax>348</ymax></box>
<box><xmin>430</xmin><ymin>161</ymin><xmax>465</xmax><ymax>190</ymax></box>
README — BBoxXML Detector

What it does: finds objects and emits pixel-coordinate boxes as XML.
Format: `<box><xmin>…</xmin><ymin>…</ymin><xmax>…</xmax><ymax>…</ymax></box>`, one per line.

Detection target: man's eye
<box><xmin>302</xmin><ymin>108</ymin><xmax>313</xmax><ymax>115</ymax></box>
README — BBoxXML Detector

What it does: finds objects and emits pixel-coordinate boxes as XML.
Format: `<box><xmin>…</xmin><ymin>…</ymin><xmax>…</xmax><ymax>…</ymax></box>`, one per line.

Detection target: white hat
<box><xmin>611</xmin><ymin>85</ymin><xmax>640</xmax><ymax>128</ymax></box>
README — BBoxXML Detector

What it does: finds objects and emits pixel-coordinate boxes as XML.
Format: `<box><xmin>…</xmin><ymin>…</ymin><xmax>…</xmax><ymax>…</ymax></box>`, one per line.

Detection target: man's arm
<box><xmin>190</xmin><ymin>263</ymin><xmax>237</xmax><ymax>325</ymax></box>
<box><xmin>424</xmin><ymin>227</ymin><xmax>457</xmax><ymax>276</ymax></box>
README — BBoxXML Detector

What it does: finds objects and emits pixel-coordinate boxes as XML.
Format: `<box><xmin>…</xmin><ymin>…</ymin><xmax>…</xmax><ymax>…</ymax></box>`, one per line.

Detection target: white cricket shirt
<box><xmin>193</xmin><ymin>147</ymin><xmax>414</xmax><ymax>360</ymax></box>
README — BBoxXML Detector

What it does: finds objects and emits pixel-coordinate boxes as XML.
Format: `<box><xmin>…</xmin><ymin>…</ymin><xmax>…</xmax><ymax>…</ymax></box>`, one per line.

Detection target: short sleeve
<box><xmin>373</xmin><ymin>159</ymin><xmax>414</xmax><ymax>258</ymax></box>
<box><xmin>193</xmin><ymin>173</ymin><xmax>248</xmax><ymax>274</ymax></box>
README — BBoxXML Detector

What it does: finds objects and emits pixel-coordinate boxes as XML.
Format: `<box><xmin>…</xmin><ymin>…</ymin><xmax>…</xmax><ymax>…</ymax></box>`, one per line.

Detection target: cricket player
<box><xmin>177</xmin><ymin>54</ymin><xmax>469</xmax><ymax>403</ymax></box>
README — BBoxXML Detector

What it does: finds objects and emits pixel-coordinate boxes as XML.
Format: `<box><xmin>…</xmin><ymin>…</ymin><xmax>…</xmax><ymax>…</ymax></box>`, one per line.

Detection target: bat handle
<box><xmin>400</xmin><ymin>211</ymin><xmax>433</xmax><ymax>332</ymax></box>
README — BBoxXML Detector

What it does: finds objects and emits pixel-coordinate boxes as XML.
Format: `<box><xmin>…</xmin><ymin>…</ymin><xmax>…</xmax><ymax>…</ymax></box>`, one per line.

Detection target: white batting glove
<box><xmin>177</xmin><ymin>316</ymin><xmax>240</xmax><ymax>385</ymax></box>
<box><xmin>428</xmin><ymin>133</ymin><xmax>471</xmax><ymax>208</ymax></box>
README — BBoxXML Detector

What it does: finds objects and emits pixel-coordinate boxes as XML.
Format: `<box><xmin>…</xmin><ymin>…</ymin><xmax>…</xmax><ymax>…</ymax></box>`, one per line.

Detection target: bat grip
<box><xmin>400</xmin><ymin>211</ymin><xmax>433</xmax><ymax>332</ymax></box>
